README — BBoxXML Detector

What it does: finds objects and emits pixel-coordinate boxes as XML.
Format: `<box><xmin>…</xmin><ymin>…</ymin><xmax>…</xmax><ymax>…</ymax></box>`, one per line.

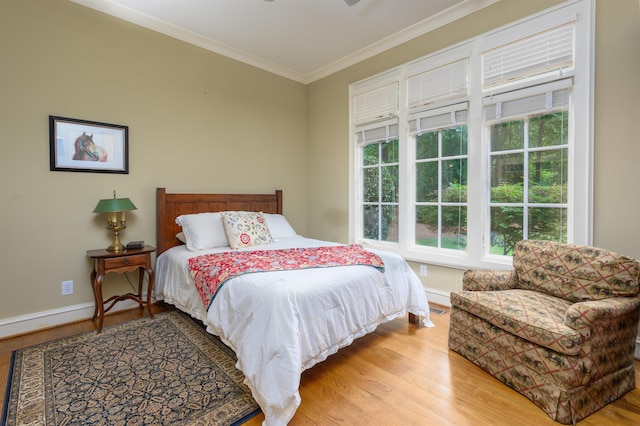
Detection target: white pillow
<box><xmin>264</xmin><ymin>213</ymin><xmax>298</xmax><ymax>240</ymax></box>
<box><xmin>175</xmin><ymin>212</ymin><xmax>228</xmax><ymax>251</ymax></box>
<box><xmin>221</xmin><ymin>211</ymin><xmax>274</xmax><ymax>249</ymax></box>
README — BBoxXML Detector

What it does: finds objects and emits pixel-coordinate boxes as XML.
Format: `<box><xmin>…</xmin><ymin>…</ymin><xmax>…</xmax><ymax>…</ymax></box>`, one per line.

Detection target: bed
<box><xmin>154</xmin><ymin>187</ymin><xmax>433</xmax><ymax>425</ymax></box>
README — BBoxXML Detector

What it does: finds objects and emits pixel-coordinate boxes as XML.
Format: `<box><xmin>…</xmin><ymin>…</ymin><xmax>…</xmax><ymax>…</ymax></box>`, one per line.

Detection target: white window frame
<box><xmin>349</xmin><ymin>0</ymin><xmax>593</xmax><ymax>270</ymax></box>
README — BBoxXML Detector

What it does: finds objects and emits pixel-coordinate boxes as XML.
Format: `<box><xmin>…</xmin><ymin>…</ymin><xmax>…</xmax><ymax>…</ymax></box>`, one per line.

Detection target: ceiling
<box><xmin>70</xmin><ymin>0</ymin><xmax>497</xmax><ymax>84</ymax></box>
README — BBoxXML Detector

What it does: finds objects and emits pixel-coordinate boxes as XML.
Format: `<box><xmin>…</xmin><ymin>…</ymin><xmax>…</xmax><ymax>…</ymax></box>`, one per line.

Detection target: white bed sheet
<box><xmin>155</xmin><ymin>236</ymin><xmax>433</xmax><ymax>426</ymax></box>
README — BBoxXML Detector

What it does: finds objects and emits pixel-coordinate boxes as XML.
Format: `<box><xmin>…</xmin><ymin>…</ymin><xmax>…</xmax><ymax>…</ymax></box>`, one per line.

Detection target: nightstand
<box><xmin>87</xmin><ymin>245</ymin><xmax>156</xmax><ymax>332</ymax></box>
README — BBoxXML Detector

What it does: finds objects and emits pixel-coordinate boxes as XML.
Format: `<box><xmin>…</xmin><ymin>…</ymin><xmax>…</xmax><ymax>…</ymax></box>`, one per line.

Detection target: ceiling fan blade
<box><xmin>344</xmin><ymin>0</ymin><xmax>360</xmax><ymax>6</ymax></box>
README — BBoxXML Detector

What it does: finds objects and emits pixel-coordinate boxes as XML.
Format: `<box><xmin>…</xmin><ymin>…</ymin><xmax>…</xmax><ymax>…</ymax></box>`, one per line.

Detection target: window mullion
<box><xmin>378</xmin><ymin>144</ymin><xmax>383</xmax><ymax>241</ymax></box>
<box><xmin>437</xmin><ymin>130</ymin><xmax>443</xmax><ymax>248</ymax></box>
<box><xmin>523</xmin><ymin>120</ymin><xmax>530</xmax><ymax>239</ymax></box>
<box><xmin>466</xmin><ymin>39</ymin><xmax>485</xmax><ymax>261</ymax></box>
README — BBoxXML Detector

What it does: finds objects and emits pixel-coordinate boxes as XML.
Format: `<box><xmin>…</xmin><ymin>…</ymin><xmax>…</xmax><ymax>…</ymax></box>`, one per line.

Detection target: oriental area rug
<box><xmin>2</xmin><ymin>311</ymin><xmax>260</xmax><ymax>426</ymax></box>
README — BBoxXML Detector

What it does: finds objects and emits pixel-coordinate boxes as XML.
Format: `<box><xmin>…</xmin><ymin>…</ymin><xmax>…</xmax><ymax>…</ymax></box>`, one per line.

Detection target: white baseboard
<box><xmin>4</xmin><ymin>290</ymin><xmax>448</xmax><ymax>339</ymax></box>
<box><xmin>0</xmin><ymin>298</ymin><xmax>151</xmax><ymax>339</ymax></box>
<box><xmin>4</xmin><ymin>292</ymin><xmax>640</xmax><ymax>359</ymax></box>
<box><xmin>425</xmin><ymin>287</ymin><xmax>451</xmax><ymax>307</ymax></box>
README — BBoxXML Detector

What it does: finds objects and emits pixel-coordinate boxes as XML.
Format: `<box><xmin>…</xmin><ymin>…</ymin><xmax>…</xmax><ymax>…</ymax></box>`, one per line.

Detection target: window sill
<box><xmin>359</xmin><ymin>240</ymin><xmax>514</xmax><ymax>271</ymax></box>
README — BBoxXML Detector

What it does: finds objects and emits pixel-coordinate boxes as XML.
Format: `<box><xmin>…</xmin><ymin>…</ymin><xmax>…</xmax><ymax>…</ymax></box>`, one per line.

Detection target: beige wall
<box><xmin>0</xmin><ymin>0</ymin><xmax>307</xmax><ymax>320</ymax></box>
<box><xmin>1</xmin><ymin>0</ymin><xmax>638</xmax><ymax>326</ymax></box>
<box><xmin>307</xmin><ymin>0</ymin><xmax>640</xmax><ymax>298</ymax></box>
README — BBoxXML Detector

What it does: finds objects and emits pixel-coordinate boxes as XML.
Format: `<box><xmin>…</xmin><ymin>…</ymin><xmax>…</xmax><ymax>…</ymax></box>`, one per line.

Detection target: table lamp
<box><xmin>93</xmin><ymin>190</ymin><xmax>137</xmax><ymax>252</ymax></box>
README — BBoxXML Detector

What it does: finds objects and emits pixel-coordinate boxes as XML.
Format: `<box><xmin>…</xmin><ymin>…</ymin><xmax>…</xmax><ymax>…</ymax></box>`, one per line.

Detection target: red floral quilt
<box><xmin>188</xmin><ymin>244</ymin><xmax>385</xmax><ymax>308</ymax></box>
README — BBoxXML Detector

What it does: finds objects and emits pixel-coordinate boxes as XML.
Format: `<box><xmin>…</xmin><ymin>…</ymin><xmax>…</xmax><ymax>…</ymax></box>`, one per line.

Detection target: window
<box><xmin>359</xmin><ymin>121</ymin><xmax>399</xmax><ymax>242</ymax></box>
<box><xmin>486</xmin><ymin>82</ymin><xmax>570</xmax><ymax>256</ymax></box>
<box><xmin>412</xmin><ymin>105</ymin><xmax>468</xmax><ymax>251</ymax></box>
<box><xmin>350</xmin><ymin>0</ymin><xmax>593</xmax><ymax>269</ymax></box>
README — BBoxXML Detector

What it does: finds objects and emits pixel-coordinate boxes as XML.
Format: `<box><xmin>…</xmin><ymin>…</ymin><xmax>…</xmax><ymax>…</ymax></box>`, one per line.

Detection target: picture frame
<box><xmin>49</xmin><ymin>116</ymin><xmax>129</xmax><ymax>174</ymax></box>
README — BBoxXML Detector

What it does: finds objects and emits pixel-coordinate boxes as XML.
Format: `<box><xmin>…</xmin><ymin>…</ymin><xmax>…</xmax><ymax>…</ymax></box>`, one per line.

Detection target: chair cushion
<box><xmin>451</xmin><ymin>289</ymin><xmax>582</xmax><ymax>355</ymax></box>
<box><xmin>513</xmin><ymin>240</ymin><xmax>639</xmax><ymax>302</ymax></box>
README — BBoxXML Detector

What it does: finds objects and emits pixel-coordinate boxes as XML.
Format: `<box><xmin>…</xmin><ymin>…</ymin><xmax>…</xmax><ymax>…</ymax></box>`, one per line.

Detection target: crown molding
<box><xmin>306</xmin><ymin>0</ymin><xmax>499</xmax><ymax>83</ymax></box>
<box><xmin>70</xmin><ymin>0</ymin><xmax>499</xmax><ymax>84</ymax></box>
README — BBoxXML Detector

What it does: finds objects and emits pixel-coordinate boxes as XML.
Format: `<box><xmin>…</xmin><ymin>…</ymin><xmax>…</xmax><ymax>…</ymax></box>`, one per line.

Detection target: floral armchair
<box><xmin>448</xmin><ymin>240</ymin><xmax>640</xmax><ymax>424</ymax></box>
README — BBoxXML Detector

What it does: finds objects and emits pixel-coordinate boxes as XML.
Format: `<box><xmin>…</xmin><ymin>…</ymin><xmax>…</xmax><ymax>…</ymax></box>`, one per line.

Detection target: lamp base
<box><xmin>107</xmin><ymin>242</ymin><xmax>125</xmax><ymax>252</ymax></box>
<box><xmin>106</xmin><ymin>229</ymin><xmax>125</xmax><ymax>252</ymax></box>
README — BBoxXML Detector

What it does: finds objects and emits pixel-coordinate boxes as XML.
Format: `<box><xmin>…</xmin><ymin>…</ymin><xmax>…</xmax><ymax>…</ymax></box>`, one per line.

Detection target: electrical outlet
<box><xmin>419</xmin><ymin>265</ymin><xmax>428</xmax><ymax>277</ymax></box>
<box><xmin>62</xmin><ymin>280</ymin><xmax>74</xmax><ymax>295</ymax></box>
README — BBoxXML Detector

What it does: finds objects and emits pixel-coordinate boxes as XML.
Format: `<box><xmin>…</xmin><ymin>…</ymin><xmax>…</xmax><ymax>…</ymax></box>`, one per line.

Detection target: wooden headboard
<box><xmin>156</xmin><ymin>187</ymin><xmax>283</xmax><ymax>255</ymax></box>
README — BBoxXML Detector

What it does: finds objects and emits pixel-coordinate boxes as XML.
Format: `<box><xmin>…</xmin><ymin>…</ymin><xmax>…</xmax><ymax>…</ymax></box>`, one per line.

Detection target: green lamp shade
<box><xmin>93</xmin><ymin>198</ymin><xmax>137</xmax><ymax>213</ymax></box>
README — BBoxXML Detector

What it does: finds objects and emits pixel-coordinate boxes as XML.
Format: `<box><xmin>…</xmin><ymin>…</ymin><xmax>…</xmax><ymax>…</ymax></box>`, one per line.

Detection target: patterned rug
<box><xmin>2</xmin><ymin>311</ymin><xmax>260</xmax><ymax>425</ymax></box>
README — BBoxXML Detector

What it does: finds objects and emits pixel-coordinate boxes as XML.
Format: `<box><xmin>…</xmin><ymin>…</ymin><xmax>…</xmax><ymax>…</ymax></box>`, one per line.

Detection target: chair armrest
<box><xmin>462</xmin><ymin>269</ymin><xmax>518</xmax><ymax>291</ymax></box>
<box><xmin>565</xmin><ymin>297</ymin><xmax>640</xmax><ymax>331</ymax></box>
<box><xmin>565</xmin><ymin>296</ymin><xmax>640</xmax><ymax>378</ymax></box>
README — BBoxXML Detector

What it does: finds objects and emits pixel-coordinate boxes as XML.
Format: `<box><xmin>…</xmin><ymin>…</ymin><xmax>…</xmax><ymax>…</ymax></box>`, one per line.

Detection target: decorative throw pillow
<box><xmin>263</xmin><ymin>213</ymin><xmax>298</xmax><ymax>240</ymax></box>
<box><xmin>175</xmin><ymin>212</ymin><xmax>229</xmax><ymax>251</ymax></box>
<box><xmin>221</xmin><ymin>211</ymin><xmax>274</xmax><ymax>249</ymax></box>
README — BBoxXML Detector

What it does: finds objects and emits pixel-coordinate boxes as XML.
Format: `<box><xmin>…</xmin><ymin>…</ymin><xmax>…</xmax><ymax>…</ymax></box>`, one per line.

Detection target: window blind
<box><xmin>409</xmin><ymin>103</ymin><xmax>468</xmax><ymax>133</ymax></box>
<box><xmin>484</xmin><ymin>80</ymin><xmax>571</xmax><ymax>121</ymax></box>
<box><xmin>356</xmin><ymin>119</ymin><xmax>398</xmax><ymax>146</ymax></box>
<box><xmin>352</xmin><ymin>82</ymin><xmax>399</xmax><ymax>125</ymax></box>
<box><xmin>482</xmin><ymin>23</ymin><xmax>574</xmax><ymax>89</ymax></box>
<box><xmin>408</xmin><ymin>58</ymin><xmax>469</xmax><ymax>109</ymax></box>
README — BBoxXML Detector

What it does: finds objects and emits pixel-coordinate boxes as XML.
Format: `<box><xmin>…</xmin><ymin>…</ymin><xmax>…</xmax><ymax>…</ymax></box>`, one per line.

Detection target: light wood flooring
<box><xmin>1</xmin><ymin>303</ymin><xmax>639</xmax><ymax>425</ymax></box>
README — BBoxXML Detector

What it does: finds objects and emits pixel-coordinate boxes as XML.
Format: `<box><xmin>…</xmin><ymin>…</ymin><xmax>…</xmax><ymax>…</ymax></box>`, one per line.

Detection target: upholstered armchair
<box><xmin>448</xmin><ymin>240</ymin><xmax>640</xmax><ymax>424</ymax></box>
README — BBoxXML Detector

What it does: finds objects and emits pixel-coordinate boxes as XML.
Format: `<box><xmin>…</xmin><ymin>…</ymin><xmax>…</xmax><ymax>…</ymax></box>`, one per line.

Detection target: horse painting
<box><xmin>72</xmin><ymin>132</ymin><xmax>108</xmax><ymax>162</ymax></box>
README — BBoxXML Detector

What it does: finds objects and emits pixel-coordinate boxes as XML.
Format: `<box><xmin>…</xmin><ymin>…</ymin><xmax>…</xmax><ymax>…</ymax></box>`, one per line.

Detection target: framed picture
<box><xmin>49</xmin><ymin>116</ymin><xmax>129</xmax><ymax>174</ymax></box>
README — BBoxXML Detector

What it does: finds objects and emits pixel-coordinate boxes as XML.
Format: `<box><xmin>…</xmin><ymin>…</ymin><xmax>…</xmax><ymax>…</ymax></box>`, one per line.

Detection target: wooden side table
<box><xmin>87</xmin><ymin>245</ymin><xmax>156</xmax><ymax>332</ymax></box>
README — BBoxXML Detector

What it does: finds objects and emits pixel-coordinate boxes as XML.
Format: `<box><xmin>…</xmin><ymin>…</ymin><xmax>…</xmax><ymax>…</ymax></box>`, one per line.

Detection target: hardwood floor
<box><xmin>2</xmin><ymin>303</ymin><xmax>639</xmax><ymax>425</ymax></box>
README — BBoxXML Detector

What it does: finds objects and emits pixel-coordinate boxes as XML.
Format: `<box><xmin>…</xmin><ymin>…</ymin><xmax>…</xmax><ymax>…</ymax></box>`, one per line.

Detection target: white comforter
<box><xmin>155</xmin><ymin>236</ymin><xmax>433</xmax><ymax>426</ymax></box>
